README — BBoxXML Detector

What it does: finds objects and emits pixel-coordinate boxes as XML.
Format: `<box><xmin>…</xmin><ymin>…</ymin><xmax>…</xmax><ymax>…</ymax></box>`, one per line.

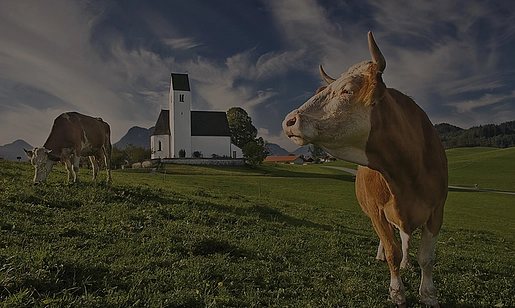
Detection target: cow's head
<box><xmin>283</xmin><ymin>32</ymin><xmax>386</xmax><ymax>165</ymax></box>
<box><xmin>24</xmin><ymin>147</ymin><xmax>57</xmax><ymax>184</ymax></box>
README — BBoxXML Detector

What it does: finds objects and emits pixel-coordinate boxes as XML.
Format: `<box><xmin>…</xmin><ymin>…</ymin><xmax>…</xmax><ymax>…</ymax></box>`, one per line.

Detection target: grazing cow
<box><xmin>283</xmin><ymin>32</ymin><xmax>447</xmax><ymax>307</ymax></box>
<box><xmin>25</xmin><ymin>112</ymin><xmax>112</xmax><ymax>184</ymax></box>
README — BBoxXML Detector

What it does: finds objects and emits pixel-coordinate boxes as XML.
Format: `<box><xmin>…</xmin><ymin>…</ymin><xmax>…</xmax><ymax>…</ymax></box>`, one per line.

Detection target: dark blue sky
<box><xmin>1</xmin><ymin>0</ymin><xmax>515</xmax><ymax>151</ymax></box>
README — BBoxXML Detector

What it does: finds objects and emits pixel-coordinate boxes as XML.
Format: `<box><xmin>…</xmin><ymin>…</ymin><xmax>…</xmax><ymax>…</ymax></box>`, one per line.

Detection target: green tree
<box><xmin>243</xmin><ymin>137</ymin><xmax>269</xmax><ymax>167</ymax></box>
<box><xmin>124</xmin><ymin>143</ymin><xmax>151</xmax><ymax>164</ymax></box>
<box><xmin>111</xmin><ymin>146</ymin><xmax>126</xmax><ymax>169</ymax></box>
<box><xmin>309</xmin><ymin>145</ymin><xmax>327</xmax><ymax>163</ymax></box>
<box><xmin>227</xmin><ymin>107</ymin><xmax>257</xmax><ymax>149</ymax></box>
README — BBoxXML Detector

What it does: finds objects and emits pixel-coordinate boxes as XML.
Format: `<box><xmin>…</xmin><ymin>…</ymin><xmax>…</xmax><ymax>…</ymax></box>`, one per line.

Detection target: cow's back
<box><xmin>44</xmin><ymin>112</ymin><xmax>111</xmax><ymax>157</ymax></box>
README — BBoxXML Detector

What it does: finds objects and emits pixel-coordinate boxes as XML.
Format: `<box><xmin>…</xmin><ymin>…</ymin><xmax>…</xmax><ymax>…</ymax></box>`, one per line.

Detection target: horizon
<box><xmin>3</xmin><ymin>119</ymin><xmax>514</xmax><ymax>153</ymax></box>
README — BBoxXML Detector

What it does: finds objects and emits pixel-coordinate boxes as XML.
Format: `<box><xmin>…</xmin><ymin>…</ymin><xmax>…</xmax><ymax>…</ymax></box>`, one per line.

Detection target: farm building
<box><xmin>151</xmin><ymin>73</ymin><xmax>243</xmax><ymax>159</ymax></box>
<box><xmin>264</xmin><ymin>155</ymin><xmax>306</xmax><ymax>165</ymax></box>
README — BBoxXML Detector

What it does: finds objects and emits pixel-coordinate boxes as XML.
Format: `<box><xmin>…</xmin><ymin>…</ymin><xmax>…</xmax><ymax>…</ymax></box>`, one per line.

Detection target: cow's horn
<box><xmin>368</xmin><ymin>31</ymin><xmax>386</xmax><ymax>73</ymax></box>
<box><xmin>319</xmin><ymin>65</ymin><xmax>336</xmax><ymax>84</ymax></box>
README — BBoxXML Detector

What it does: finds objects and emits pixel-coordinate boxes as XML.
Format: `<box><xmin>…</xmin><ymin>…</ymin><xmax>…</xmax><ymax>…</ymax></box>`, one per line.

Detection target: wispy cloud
<box><xmin>162</xmin><ymin>37</ymin><xmax>202</xmax><ymax>50</ymax></box>
<box><xmin>446</xmin><ymin>91</ymin><xmax>515</xmax><ymax>113</ymax></box>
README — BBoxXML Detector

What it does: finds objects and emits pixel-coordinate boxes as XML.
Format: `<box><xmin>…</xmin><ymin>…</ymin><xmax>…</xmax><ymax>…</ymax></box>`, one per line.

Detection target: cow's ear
<box><xmin>24</xmin><ymin>148</ymin><xmax>34</xmax><ymax>159</ymax></box>
<box><xmin>316</xmin><ymin>86</ymin><xmax>327</xmax><ymax>94</ymax></box>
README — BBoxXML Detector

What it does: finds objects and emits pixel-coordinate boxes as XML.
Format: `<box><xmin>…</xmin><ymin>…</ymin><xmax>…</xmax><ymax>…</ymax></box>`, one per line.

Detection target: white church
<box><xmin>150</xmin><ymin>73</ymin><xmax>243</xmax><ymax>159</ymax></box>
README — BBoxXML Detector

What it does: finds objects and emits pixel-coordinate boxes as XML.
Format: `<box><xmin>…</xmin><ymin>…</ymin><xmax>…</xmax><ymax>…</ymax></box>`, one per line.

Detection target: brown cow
<box><xmin>283</xmin><ymin>32</ymin><xmax>447</xmax><ymax>307</ymax></box>
<box><xmin>25</xmin><ymin>112</ymin><xmax>112</xmax><ymax>184</ymax></box>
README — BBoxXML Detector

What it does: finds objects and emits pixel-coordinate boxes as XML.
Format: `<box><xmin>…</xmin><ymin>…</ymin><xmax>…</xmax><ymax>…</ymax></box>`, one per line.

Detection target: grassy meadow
<box><xmin>0</xmin><ymin>147</ymin><xmax>514</xmax><ymax>307</ymax></box>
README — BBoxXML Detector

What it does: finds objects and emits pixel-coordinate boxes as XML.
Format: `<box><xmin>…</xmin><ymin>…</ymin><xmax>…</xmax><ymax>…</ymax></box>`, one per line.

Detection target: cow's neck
<box><xmin>322</xmin><ymin>144</ymin><xmax>369</xmax><ymax>166</ymax></box>
<box><xmin>364</xmin><ymin>89</ymin><xmax>447</xmax><ymax>197</ymax></box>
<box><xmin>43</xmin><ymin>137</ymin><xmax>64</xmax><ymax>161</ymax></box>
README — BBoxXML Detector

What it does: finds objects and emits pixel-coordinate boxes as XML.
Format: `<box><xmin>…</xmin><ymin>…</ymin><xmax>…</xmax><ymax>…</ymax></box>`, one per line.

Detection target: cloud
<box><xmin>0</xmin><ymin>1</ymin><xmax>176</xmax><ymax>145</ymax></box>
<box><xmin>446</xmin><ymin>91</ymin><xmax>515</xmax><ymax>113</ymax></box>
<box><xmin>162</xmin><ymin>37</ymin><xmax>202</xmax><ymax>50</ymax></box>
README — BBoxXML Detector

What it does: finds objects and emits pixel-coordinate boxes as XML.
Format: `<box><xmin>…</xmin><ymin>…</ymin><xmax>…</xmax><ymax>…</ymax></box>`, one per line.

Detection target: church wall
<box><xmin>151</xmin><ymin>135</ymin><xmax>170</xmax><ymax>159</ymax></box>
<box><xmin>192</xmin><ymin>136</ymin><xmax>234</xmax><ymax>158</ymax></box>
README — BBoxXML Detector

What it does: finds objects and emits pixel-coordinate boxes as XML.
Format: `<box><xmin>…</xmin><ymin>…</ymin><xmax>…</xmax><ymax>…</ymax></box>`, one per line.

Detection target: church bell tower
<box><xmin>169</xmin><ymin>73</ymin><xmax>192</xmax><ymax>157</ymax></box>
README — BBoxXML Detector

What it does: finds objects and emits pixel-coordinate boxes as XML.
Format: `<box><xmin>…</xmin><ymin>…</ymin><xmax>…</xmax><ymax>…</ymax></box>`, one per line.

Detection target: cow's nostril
<box><xmin>286</xmin><ymin>117</ymin><xmax>297</xmax><ymax>127</ymax></box>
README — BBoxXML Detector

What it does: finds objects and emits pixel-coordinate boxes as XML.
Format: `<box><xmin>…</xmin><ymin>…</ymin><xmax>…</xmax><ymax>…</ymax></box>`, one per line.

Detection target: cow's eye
<box><xmin>343</xmin><ymin>89</ymin><xmax>353</xmax><ymax>95</ymax></box>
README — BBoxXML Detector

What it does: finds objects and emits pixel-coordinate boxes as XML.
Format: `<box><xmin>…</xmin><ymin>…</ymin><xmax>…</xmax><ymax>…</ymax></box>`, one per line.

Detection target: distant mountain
<box><xmin>292</xmin><ymin>146</ymin><xmax>310</xmax><ymax>157</ymax></box>
<box><xmin>266</xmin><ymin>143</ymin><xmax>290</xmax><ymax>156</ymax></box>
<box><xmin>0</xmin><ymin>139</ymin><xmax>33</xmax><ymax>161</ymax></box>
<box><xmin>114</xmin><ymin>126</ymin><xmax>154</xmax><ymax>149</ymax></box>
<box><xmin>265</xmin><ymin>143</ymin><xmax>311</xmax><ymax>157</ymax></box>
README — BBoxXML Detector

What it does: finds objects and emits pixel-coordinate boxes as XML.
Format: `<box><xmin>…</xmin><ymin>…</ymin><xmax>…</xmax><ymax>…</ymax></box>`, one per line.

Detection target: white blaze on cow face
<box><xmin>25</xmin><ymin>147</ymin><xmax>56</xmax><ymax>184</ymax></box>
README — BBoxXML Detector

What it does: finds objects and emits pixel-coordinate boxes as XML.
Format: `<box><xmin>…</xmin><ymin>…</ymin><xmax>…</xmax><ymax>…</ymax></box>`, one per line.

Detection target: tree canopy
<box><xmin>227</xmin><ymin>107</ymin><xmax>258</xmax><ymax>149</ymax></box>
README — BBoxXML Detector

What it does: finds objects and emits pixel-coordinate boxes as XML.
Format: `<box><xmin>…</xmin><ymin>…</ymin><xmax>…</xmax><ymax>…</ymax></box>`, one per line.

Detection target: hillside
<box><xmin>436</xmin><ymin>120</ymin><xmax>515</xmax><ymax>148</ymax></box>
<box><xmin>446</xmin><ymin>147</ymin><xmax>515</xmax><ymax>192</ymax></box>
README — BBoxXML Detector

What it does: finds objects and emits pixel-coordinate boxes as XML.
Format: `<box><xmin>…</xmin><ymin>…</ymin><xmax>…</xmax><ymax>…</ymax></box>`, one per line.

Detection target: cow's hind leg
<box><xmin>376</xmin><ymin>240</ymin><xmax>385</xmax><ymax>261</ymax></box>
<box><xmin>72</xmin><ymin>155</ymin><xmax>80</xmax><ymax>182</ymax></box>
<box><xmin>102</xmin><ymin>146</ymin><xmax>112</xmax><ymax>184</ymax></box>
<box><xmin>400</xmin><ymin>230</ymin><xmax>411</xmax><ymax>268</ymax></box>
<box><xmin>64</xmin><ymin>158</ymin><xmax>74</xmax><ymax>182</ymax></box>
<box><xmin>418</xmin><ymin>224</ymin><xmax>439</xmax><ymax>307</ymax></box>
<box><xmin>89</xmin><ymin>156</ymin><xmax>99</xmax><ymax>181</ymax></box>
<box><xmin>376</xmin><ymin>230</ymin><xmax>410</xmax><ymax>268</ymax></box>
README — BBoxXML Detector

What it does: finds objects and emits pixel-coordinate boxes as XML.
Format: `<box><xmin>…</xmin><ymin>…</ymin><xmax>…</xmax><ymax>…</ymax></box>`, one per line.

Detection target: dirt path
<box><xmin>324</xmin><ymin>166</ymin><xmax>515</xmax><ymax>196</ymax></box>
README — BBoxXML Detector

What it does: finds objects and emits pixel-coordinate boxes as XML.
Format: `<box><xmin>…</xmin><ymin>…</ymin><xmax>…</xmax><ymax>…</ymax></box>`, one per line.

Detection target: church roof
<box><xmin>171</xmin><ymin>73</ymin><xmax>190</xmax><ymax>91</ymax></box>
<box><xmin>151</xmin><ymin>110</ymin><xmax>171</xmax><ymax>136</ymax></box>
<box><xmin>151</xmin><ymin>110</ymin><xmax>231</xmax><ymax>137</ymax></box>
<box><xmin>191</xmin><ymin>111</ymin><xmax>231</xmax><ymax>137</ymax></box>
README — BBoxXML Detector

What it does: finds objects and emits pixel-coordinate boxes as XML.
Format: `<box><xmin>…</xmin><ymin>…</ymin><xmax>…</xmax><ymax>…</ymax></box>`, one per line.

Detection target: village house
<box><xmin>264</xmin><ymin>155</ymin><xmax>306</xmax><ymax>165</ymax></box>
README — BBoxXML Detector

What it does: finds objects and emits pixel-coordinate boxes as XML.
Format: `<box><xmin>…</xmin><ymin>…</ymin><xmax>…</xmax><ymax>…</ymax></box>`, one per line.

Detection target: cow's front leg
<box><xmin>371</xmin><ymin>216</ymin><xmax>406</xmax><ymax>306</ymax></box>
<box><xmin>89</xmin><ymin>156</ymin><xmax>99</xmax><ymax>181</ymax></box>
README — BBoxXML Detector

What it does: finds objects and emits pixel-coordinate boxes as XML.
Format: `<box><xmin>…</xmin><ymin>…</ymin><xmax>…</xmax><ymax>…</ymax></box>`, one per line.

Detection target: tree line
<box><xmin>436</xmin><ymin>121</ymin><xmax>515</xmax><ymax>149</ymax></box>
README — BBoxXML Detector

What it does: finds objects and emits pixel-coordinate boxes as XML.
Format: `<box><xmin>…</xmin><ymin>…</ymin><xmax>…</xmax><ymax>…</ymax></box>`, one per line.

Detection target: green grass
<box><xmin>0</xmin><ymin>149</ymin><xmax>514</xmax><ymax>307</ymax></box>
<box><xmin>447</xmin><ymin>147</ymin><xmax>515</xmax><ymax>191</ymax></box>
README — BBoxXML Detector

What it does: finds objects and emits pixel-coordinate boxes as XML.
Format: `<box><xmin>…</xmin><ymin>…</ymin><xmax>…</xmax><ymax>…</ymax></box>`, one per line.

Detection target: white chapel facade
<box><xmin>151</xmin><ymin>73</ymin><xmax>243</xmax><ymax>159</ymax></box>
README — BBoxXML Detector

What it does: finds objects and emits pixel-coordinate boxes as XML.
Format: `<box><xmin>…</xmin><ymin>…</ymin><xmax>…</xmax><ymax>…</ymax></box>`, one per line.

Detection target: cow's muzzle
<box><xmin>283</xmin><ymin>110</ymin><xmax>300</xmax><ymax>136</ymax></box>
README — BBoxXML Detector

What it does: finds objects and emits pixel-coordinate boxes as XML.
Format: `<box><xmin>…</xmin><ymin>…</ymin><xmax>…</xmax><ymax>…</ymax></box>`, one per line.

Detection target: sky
<box><xmin>1</xmin><ymin>0</ymin><xmax>515</xmax><ymax>152</ymax></box>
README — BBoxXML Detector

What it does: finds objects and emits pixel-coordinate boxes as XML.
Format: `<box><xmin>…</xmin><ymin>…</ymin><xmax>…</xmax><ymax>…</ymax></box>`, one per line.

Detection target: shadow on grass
<box><xmin>264</xmin><ymin>169</ymin><xmax>356</xmax><ymax>183</ymax></box>
<box><xmin>245</xmin><ymin>204</ymin><xmax>334</xmax><ymax>231</ymax></box>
